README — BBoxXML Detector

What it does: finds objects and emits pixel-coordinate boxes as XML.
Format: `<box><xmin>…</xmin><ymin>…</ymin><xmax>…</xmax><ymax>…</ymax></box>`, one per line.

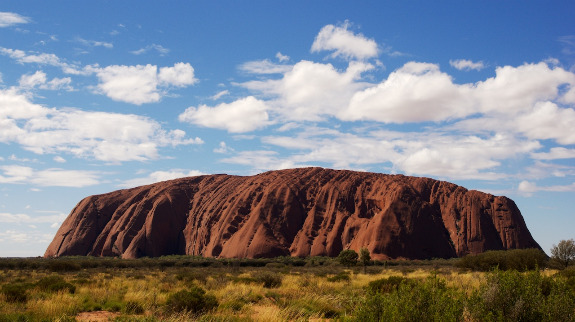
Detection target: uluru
<box><xmin>45</xmin><ymin>167</ymin><xmax>541</xmax><ymax>260</ymax></box>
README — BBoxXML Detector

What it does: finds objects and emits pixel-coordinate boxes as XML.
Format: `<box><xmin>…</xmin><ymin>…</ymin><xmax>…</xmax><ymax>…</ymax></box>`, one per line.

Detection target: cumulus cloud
<box><xmin>0</xmin><ymin>12</ymin><xmax>30</xmax><ymax>28</ymax></box>
<box><xmin>242</xmin><ymin>60</ymin><xmax>373</xmax><ymax>121</ymax></box>
<box><xmin>158</xmin><ymin>62</ymin><xmax>198</xmax><ymax>87</ymax></box>
<box><xmin>0</xmin><ymin>89</ymin><xmax>203</xmax><ymax>162</ymax></box>
<box><xmin>450</xmin><ymin>59</ymin><xmax>485</xmax><ymax>71</ymax></box>
<box><xmin>311</xmin><ymin>21</ymin><xmax>378</xmax><ymax>60</ymax></box>
<box><xmin>343</xmin><ymin>62</ymin><xmax>473</xmax><ymax>123</ymax></box>
<box><xmin>179</xmin><ymin>96</ymin><xmax>270</xmax><ymax>133</ymax></box>
<box><xmin>119</xmin><ymin>169</ymin><xmax>205</xmax><ymax>188</ymax></box>
<box><xmin>92</xmin><ymin>63</ymin><xmax>197</xmax><ymax>104</ymax></box>
<box><xmin>0</xmin><ymin>165</ymin><xmax>100</xmax><ymax>187</ymax></box>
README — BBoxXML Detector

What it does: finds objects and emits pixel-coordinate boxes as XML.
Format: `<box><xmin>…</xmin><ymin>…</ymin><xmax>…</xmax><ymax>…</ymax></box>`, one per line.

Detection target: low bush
<box><xmin>124</xmin><ymin>301</ymin><xmax>145</xmax><ymax>314</ymax></box>
<box><xmin>355</xmin><ymin>276</ymin><xmax>464</xmax><ymax>321</ymax></box>
<box><xmin>468</xmin><ymin>269</ymin><xmax>575</xmax><ymax>321</ymax></box>
<box><xmin>1</xmin><ymin>282</ymin><xmax>32</xmax><ymax>303</ymax></box>
<box><xmin>327</xmin><ymin>271</ymin><xmax>350</xmax><ymax>282</ymax></box>
<box><xmin>254</xmin><ymin>272</ymin><xmax>282</xmax><ymax>288</ymax></box>
<box><xmin>366</xmin><ymin>276</ymin><xmax>411</xmax><ymax>294</ymax></box>
<box><xmin>165</xmin><ymin>286</ymin><xmax>218</xmax><ymax>314</ymax></box>
<box><xmin>36</xmin><ymin>275</ymin><xmax>76</xmax><ymax>294</ymax></box>
<box><xmin>47</xmin><ymin>260</ymin><xmax>81</xmax><ymax>272</ymax></box>
<box><xmin>457</xmin><ymin>248</ymin><xmax>547</xmax><ymax>271</ymax></box>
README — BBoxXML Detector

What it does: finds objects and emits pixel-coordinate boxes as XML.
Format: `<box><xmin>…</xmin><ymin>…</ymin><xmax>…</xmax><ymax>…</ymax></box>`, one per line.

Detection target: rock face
<box><xmin>45</xmin><ymin>168</ymin><xmax>541</xmax><ymax>259</ymax></box>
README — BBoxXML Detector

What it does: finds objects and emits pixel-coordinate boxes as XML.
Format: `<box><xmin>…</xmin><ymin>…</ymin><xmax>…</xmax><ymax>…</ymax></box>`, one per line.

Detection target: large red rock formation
<box><xmin>45</xmin><ymin>168</ymin><xmax>540</xmax><ymax>259</ymax></box>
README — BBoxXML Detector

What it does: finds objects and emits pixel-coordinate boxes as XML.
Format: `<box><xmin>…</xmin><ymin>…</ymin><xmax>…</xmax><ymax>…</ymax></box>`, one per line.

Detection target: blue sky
<box><xmin>0</xmin><ymin>1</ymin><xmax>574</xmax><ymax>257</ymax></box>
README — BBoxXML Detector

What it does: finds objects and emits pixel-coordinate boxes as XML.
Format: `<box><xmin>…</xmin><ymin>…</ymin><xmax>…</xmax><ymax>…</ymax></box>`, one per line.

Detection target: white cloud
<box><xmin>53</xmin><ymin>156</ymin><xmax>66</xmax><ymax>163</ymax></box>
<box><xmin>518</xmin><ymin>180</ymin><xmax>575</xmax><ymax>196</ymax></box>
<box><xmin>158</xmin><ymin>62</ymin><xmax>197</xmax><ymax>87</ymax></box>
<box><xmin>76</xmin><ymin>37</ymin><xmax>113</xmax><ymax>48</ymax></box>
<box><xmin>473</xmin><ymin>62</ymin><xmax>575</xmax><ymax>115</ymax></box>
<box><xmin>211</xmin><ymin>90</ymin><xmax>229</xmax><ymax>100</ymax></box>
<box><xmin>531</xmin><ymin>147</ymin><xmax>575</xmax><ymax>160</ymax></box>
<box><xmin>119</xmin><ymin>169</ymin><xmax>205</xmax><ymax>188</ymax></box>
<box><xmin>276</xmin><ymin>52</ymin><xmax>290</xmax><ymax>62</ymax></box>
<box><xmin>19</xmin><ymin>71</ymin><xmax>73</xmax><ymax>91</ymax></box>
<box><xmin>450</xmin><ymin>59</ymin><xmax>485</xmax><ymax>71</ymax></box>
<box><xmin>311</xmin><ymin>21</ymin><xmax>379</xmax><ymax>60</ymax></box>
<box><xmin>214</xmin><ymin>141</ymin><xmax>233</xmax><ymax>154</ymax></box>
<box><xmin>0</xmin><ymin>211</ymin><xmax>66</xmax><ymax>224</ymax></box>
<box><xmin>131</xmin><ymin>44</ymin><xmax>170</xmax><ymax>56</ymax></box>
<box><xmin>515</xmin><ymin>102</ymin><xmax>575</xmax><ymax>145</ymax></box>
<box><xmin>0</xmin><ymin>47</ymin><xmax>84</xmax><ymax>75</ymax></box>
<box><xmin>0</xmin><ymin>165</ymin><xmax>100</xmax><ymax>187</ymax></box>
<box><xmin>0</xmin><ymin>89</ymin><xmax>203</xmax><ymax>162</ymax></box>
<box><xmin>343</xmin><ymin>62</ymin><xmax>473</xmax><ymax>123</ymax></box>
<box><xmin>242</xmin><ymin>60</ymin><xmax>373</xmax><ymax>121</ymax></box>
<box><xmin>0</xmin><ymin>12</ymin><xmax>30</xmax><ymax>28</ymax></box>
<box><xmin>179</xmin><ymin>96</ymin><xmax>270</xmax><ymax>133</ymax></box>
<box><xmin>92</xmin><ymin>63</ymin><xmax>197</xmax><ymax>104</ymax></box>
<box><xmin>221</xmin><ymin>150</ymin><xmax>302</xmax><ymax>173</ymax></box>
<box><xmin>239</xmin><ymin>60</ymin><xmax>293</xmax><ymax>74</ymax></box>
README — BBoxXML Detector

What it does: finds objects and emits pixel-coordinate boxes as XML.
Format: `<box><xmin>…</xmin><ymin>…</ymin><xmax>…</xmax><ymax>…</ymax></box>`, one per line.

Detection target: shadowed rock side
<box><xmin>45</xmin><ymin>168</ymin><xmax>541</xmax><ymax>260</ymax></box>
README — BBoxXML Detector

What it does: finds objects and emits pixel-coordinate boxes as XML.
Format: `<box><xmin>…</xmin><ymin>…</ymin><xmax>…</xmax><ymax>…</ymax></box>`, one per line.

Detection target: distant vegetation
<box><xmin>0</xmin><ymin>249</ymin><xmax>573</xmax><ymax>321</ymax></box>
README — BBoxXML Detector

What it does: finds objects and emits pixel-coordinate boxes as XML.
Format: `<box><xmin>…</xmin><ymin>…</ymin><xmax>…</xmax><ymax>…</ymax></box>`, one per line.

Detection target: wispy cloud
<box><xmin>0</xmin><ymin>12</ymin><xmax>30</xmax><ymax>28</ymax></box>
<box><xmin>76</xmin><ymin>37</ymin><xmax>113</xmax><ymax>49</ymax></box>
<box><xmin>131</xmin><ymin>44</ymin><xmax>170</xmax><ymax>56</ymax></box>
<box><xmin>450</xmin><ymin>59</ymin><xmax>486</xmax><ymax>71</ymax></box>
<box><xmin>119</xmin><ymin>169</ymin><xmax>205</xmax><ymax>188</ymax></box>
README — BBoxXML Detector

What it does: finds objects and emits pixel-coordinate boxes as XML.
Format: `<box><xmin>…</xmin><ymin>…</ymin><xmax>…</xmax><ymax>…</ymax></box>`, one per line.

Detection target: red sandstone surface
<box><xmin>45</xmin><ymin>167</ymin><xmax>540</xmax><ymax>259</ymax></box>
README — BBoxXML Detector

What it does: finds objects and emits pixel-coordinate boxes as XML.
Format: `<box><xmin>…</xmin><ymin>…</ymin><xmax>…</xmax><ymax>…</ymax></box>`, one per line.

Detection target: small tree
<box><xmin>551</xmin><ymin>239</ymin><xmax>575</xmax><ymax>269</ymax></box>
<box><xmin>338</xmin><ymin>249</ymin><xmax>358</xmax><ymax>267</ymax></box>
<box><xmin>360</xmin><ymin>247</ymin><xmax>371</xmax><ymax>273</ymax></box>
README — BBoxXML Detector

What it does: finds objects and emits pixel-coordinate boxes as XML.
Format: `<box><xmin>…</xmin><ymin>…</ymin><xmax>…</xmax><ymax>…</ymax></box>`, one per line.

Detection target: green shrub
<box><xmin>458</xmin><ymin>248</ymin><xmax>547</xmax><ymax>271</ymax></box>
<box><xmin>47</xmin><ymin>260</ymin><xmax>81</xmax><ymax>272</ymax></box>
<box><xmin>468</xmin><ymin>269</ymin><xmax>575</xmax><ymax>321</ymax></box>
<box><xmin>338</xmin><ymin>249</ymin><xmax>359</xmax><ymax>267</ymax></box>
<box><xmin>36</xmin><ymin>275</ymin><xmax>76</xmax><ymax>294</ymax></box>
<box><xmin>327</xmin><ymin>271</ymin><xmax>351</xmax><ymax>282</ymax></box>
<box><xmin>366</xmin><ymin>276</ymin><xmax>411</xmax><ymax>294</ymax></box>
<box><xmin>165</xmin><ymin>286</ymin><xmax>218</xmax><ymax>314</ymax></box>
<box><xmin>254</xmin><ymin>272</ymin><xmax>282</xmax><ymax>288</ymax></box>
<box><xmin>354</xmin><ymin>276</ymin><xmax>463</xmax><ymax>321</ymax></box>
<box><xmin>1</xmin><ymin>283</ymin><xmax>32</xmax><ymax>303</ymax></box>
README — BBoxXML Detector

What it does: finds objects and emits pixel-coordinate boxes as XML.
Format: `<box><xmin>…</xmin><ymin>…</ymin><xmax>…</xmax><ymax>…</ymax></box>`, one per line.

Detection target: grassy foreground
<box><xmin>0</xmin><ymin>257</ymin><xmax>574</xmax><ymax>321</ymax></box>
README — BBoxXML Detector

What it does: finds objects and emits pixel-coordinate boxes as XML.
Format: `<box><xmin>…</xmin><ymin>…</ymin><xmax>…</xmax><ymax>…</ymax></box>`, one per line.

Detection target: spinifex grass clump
<box><xmin>1</xmin><ymin>282</ymin><xmax>32</xmax><ymax>303</ymax></box>
<box><xmin>165</xmin><ymin>285</ymin><xmax>218</xmax><ymax>314</ymax></box>
<box><xmin>254</xmin><ymin>272</ymin><xmax>283</xmax><ymax>288</ymax></box>
<box><xmin>36</xmin><ymin>275</ymin><xmax>76</xmax><ymax>294</ymax></box>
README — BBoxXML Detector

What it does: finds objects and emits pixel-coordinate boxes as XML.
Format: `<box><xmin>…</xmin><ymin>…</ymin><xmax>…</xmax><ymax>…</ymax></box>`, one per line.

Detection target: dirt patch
<box><xmin>76</xmin><ymin>311</ymin><xmax>120</xmax><ymax>321</ymax></box>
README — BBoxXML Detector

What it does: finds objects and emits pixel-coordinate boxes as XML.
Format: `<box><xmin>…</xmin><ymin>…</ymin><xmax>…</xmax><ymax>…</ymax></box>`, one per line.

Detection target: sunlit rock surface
<box><xmin>45</xmin><ymin>167</ymin><xmax>541</xmax><ymax>259</ymax></box>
